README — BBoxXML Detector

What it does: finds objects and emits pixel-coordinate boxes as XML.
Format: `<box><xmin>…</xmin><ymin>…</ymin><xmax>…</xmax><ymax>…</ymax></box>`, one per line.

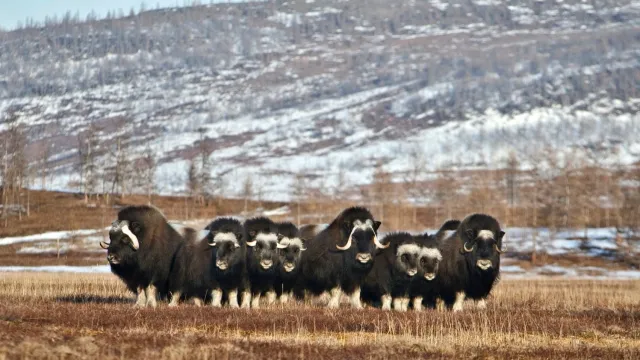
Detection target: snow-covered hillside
<box><xmin>1</xmin><ymin>0</ymin><xmax>639</xmax><ymax>201</ymax></box>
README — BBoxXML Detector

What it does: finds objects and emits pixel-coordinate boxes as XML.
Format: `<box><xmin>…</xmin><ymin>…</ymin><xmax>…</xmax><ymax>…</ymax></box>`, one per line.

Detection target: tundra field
<box><xmin>0</xmin><ymin>273</ymin><xmax>638</xmax><ymax>359</ymax></box>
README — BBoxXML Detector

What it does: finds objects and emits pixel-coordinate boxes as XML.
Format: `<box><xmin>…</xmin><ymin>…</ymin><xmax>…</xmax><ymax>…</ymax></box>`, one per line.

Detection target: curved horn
<box><xmin>336</xmin><ymin>235</ymin><xmax>352</xmax><ymax>251</ymax></box>
<box><xmin>494</xmin><ymin>243</ymin><xmax>506</xmax><ymax>254</ymax></box>
<box><xmin>99</xmin><ymin>241</ymin><xmax>109</xmax><ymax>249</ymax></box>
<box><xmin>208</xmin><ymin>241</ymin><xmax>217</xmax><ymax>247</ymax></box>
<box><xmin>120</xmin><ymin>222</ymin><xmax>140</xmax><ymax>250</ymax></box>
<box><xmin>373</xmin><ymin>234</ymin><xmax>389</xmax><ymax>249</ymax></box>
<box><xmin>277</xmin><ymin>242</ymin><xmax>288</xmax><ymax>249</ymax></box>
<box><xmin>246</xmin><ymin>240</ymin><xmax>256</xmax><ymax>247</ymax></box>
<box><xmin>463</xmin><ymin>241</ymin><xmax>475</xmax><ymax>253</ymax></box>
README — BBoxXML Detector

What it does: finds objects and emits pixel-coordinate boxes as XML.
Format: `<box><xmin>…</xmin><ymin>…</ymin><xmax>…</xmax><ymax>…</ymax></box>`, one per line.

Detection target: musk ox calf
<box><xmin>101</xmin><ymin>205</ymin><xmax>185</xmax><ymax>307</ymax></box>
<box><xmin>408</xmin><ymin>219</ymin><xmax>461</xmax><ymax>311</ymax></box>
<box><xmin>361</xmin><ymin>232</ymin><xmax>425</xmax><ymax>311</ymax></box>
<box><xmin>436</xmin><ymin>214</ymin><xmax>506</xmax><ymax>312</ymax></box>
<box><xmin>205</xmin><ymin>217</ymin><xmax>250</xmax><ymax>308</ymax></box>
<box><xmin>244</xmin><ymin>216</ymin><xmax>280</xmax><ymax>308</ymax></box>
<box><xmin>274</xmin><ymin>221</ymin><xmax>307</xmax><ymax>304</ymax></box>
<box><xmin>296</xmin><ymin>206</ymin><xmax>386</xmax><ymax>309</ymax></box>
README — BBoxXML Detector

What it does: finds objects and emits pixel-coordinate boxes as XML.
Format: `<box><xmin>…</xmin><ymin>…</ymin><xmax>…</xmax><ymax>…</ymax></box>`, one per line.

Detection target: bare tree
<box><xmin>291</xmin><ymin>171</ymin><xmax>308</xmax><ymax>226</ymax></box>
<box><xmin>241</xmin><ymin>175</ymin><xmax>253</xmax><ymax>214</ymax></box>
<box><xmin>77</xmin><ymin>123</ymin><xmax>100</xmax><ymax>204</ymax></box>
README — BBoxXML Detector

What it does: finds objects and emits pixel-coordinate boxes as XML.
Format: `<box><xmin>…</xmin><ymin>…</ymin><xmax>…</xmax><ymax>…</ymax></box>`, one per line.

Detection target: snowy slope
<box><xmin>1</xmin><ymin>0</ymin><xmax>639</xmax><ymax>201</ymax></box>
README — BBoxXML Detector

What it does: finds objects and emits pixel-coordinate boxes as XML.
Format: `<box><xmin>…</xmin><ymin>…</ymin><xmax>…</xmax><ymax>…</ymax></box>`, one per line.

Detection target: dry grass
<box><xmin>0</xmin><ymin>273</ymin><xmax>639</xmax><ymax>359</ymax></box>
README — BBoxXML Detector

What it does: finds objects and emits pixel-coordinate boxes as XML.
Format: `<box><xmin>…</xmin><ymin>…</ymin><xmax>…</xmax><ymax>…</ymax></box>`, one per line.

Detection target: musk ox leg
<box><xmin>211</xmin><ymin>288</ymin><xmax>223</xmax><ymax>307</ymax></box>
<box><xmin>135</xmin><ymin>287</ymin><xmax>147</xmax><ymax>307</ymax></box>
<box><xmin>327</xmin><ymin>287</ymin><xmax>342</xmax><ymax>309</ymax></box>
<box><xmin>145</xmin><ymin>285</ymin><xmax>158</xmax><ymax>308</ymax></box>
<box><xmin>168</xmin><ymin>291</ymin><xmax>181</xmax><ymax>307</ymax></box>
<box><xmin>452</xmin><ymin>292</ymin><xmax>466</xmax><ymax>312</ymax></box>
<box><xmin>401</xmin><ymin>297</ymin><xmax>410</xmax><ymax>311</ymax></box>
<box><xmin>240</xmin><ymin>291</ymin><xmax>251</xmax><ymax>309</ymax></box>
<box><xmin>381</xmin><ymin>294</ymin><xmax>392</xmax><ymax>310</ymax></box>
<box><xmin>412</xmin><ymin>297</ymin><xmax>424</xmax><ymax>312</ymax></box>
<box><xmin>317</xmin><ymin>291</ymin><xmax>330</xmax><ymax>305</ymax></box>
<box><xmin>349</xmin><ymin>287</ymin><xmax>363</xmax><ymax>309</ymax></box>
<box><xmin>436</xmin><ymin>298</ymin><xmax>446</xmax><ymax>312</ymax></box>
<box><xmin>393</xmin><ymin>297</ymin><xmax>408</xmax><ymax>312</ymax></box>
<box><xmin>476</xmin><ymin>298</ymin><xmax>487</xmax><ymax>310</ymax></box>
<box><xmin>279</xmin><ymin>292</ymin><xmax>290</xmax><ymax>304</ymax></box>
<box><xmin>265</xmin><ymin>290</ymin><xmax>277</xmax><ymax>305</ymax></box>
<box><xmin>251</xmin><ymin>293</ymin><xmax>261</xmax><ymax>309</ymax></box>
<box><xmin>193</xmin><ymin>298</ymin><xmax>203</xmax><ymax>307</ymax></box>
<box><xmin>228</xmin><ymin>289</ymin><xmax>240</xmax><ymax>309</ymax></box>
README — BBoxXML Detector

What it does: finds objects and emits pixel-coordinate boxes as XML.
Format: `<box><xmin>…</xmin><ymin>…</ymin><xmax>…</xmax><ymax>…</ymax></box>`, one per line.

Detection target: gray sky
<box><xmin>0</xmin><ymin>1</ymin><xmax>247</xmax><ymax>30</ymax></box>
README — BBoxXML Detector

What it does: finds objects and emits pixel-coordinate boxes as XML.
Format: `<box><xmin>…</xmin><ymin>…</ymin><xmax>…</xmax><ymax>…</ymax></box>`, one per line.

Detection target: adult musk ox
<box><xmin>166</xmin><ymin>226</ymin><xmax>219</xmax><ymax>307</ymax></box>
<box><xmin>274</xmin><ymin>221</ymin><xmax>306</xmax><ymax>304</ymax></box>
<box><xmin>436</xmin><ymin>214</ymin><xmax>506</xmax><ymax>311</ymax></box>
<box><xmin>298</xmin><ymin>224</ymin><xmax>327</xmax><ymax>241</ymax></box>
<box><xmin>244</xmin><ymin>216</ymin><xmax>280</xmax><ymax>308</ymax></box>
<box><xmin>205</xmin><ymin>217</ymin><xmax>250</xmax><ymax>308</ymax></box>
<box><xmin>101</xmin><ymin>205</ymin><xmax>184</xmax><ymax>307</ymax></box>
<box><xmin>297</xmin><ymin>206</ymin><xmax>386</xmax><ymax>309</ymax></box>
<box><xmin>360</xmin><ymin>232</ymin><xmax>424</xmax><ymax>311</ymax></box>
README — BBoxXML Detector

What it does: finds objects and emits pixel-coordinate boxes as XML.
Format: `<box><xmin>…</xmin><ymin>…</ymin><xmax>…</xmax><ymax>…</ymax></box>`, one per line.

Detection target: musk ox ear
<box><xmin>497</xmin><ymin>230</ymin><xmax>505</xmax><ymax>242</ymax></box>
<box><xmin>236</xmin><ymin>232</ymin><xmax>243</xmax><ymax>241</ymax></box>
<box><xmin>373</xmin><ymin>221</ymin><xmax>381</xmax><ymax>231</ymax></box>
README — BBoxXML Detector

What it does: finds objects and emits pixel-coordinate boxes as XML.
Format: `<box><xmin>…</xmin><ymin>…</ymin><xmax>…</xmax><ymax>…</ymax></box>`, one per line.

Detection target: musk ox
<box><xmin>205</xmin><ymin>217</ymin><xmax>250</xmax><ymax>308</ymax></box>
<box><xmin>360</xmin><ymin>232</ymin><xmax>424</xmax><ymax>311</ymax></box>
<box><xmin>101</xmin><ymin>205</ymin><xmax>185</xmax><ymax>307</ymax></box>
<box><xmin>244</xmin><ymin>216</ymin><xmax>280</xmax><ymax>308</ymax></box>
<box><xmin>436</xmin><ymin>214</ymin><xmax>506</xmax><ymax>311</ymax></box>
<box><xmin>274</xmin><ymin>221</ymin><xmax>307</xmax><ymax>304</ymax></box>
<box><xmin>296</xmin><ymin>206</ymin><xmax>386</xmax><ymax>309</ymax></box>
<box><xmin>165</xmin><ymin>226</ymin><xmax>218</xmax><ymax>307</ymax></box>
<box><xmin>100</xmin><ymin>229</ymin><xmax>147</xmax><ymax>306</ymax></box>
<box><xmin>407</xmin><ymin>219</ymin><xmax>460</xmax><ymax>311</ymax></box>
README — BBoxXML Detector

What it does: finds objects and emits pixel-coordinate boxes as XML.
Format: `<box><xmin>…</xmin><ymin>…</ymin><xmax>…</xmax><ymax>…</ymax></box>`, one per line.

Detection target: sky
<box><xmin>0</xmin><ymin>1</ymin><xmax>246</xmax><ymax>30</ymax></box>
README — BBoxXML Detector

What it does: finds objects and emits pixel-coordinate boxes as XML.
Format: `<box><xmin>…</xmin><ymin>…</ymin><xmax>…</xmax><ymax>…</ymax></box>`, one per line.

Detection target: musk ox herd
<box><xmin>100</xmin><ymin>205</ymin><xmax>506</xmax><ymax>312</ymax></box>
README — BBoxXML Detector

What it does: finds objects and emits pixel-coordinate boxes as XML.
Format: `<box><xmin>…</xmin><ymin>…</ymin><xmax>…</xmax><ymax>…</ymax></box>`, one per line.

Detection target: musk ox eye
<box><xmin>401</xmin><ymin>254</ymin><xmax>409</xmax><ymax>263</ymax></box>
<box><xmin>420</xmin><ymin>258</ymin><xmax>426</xmax><ymax>266</ymax></box>
<box><xmin>270</xmin><ymin>242</ymin><xmax>276</xmax><ymax>250</ymax></box>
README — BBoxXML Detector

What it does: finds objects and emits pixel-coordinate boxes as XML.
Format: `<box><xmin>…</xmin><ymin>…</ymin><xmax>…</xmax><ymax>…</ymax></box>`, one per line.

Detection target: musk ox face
<box><xmin>418</xmin><ymin>246</ymin><xmax>442</xmax><ymax>281</ymax></box>
<box><xmin>250</xmin><ymin>232</ymin><xmax>279</xmax><ymax>270</ymax></box>
<box><xmin>205</xmin><ymin>218</ymin><xmax>245</xmax><ymax>271</ymax></box>
<box><xmin>462</xmin><ymin>229</ymin><xmax>506</xmax><ymax>271</ymax></box>
<box><xmin>277</xmin><ymin>236</ymin><xmax>306</xmax><ymax>272</ymax></box>
<box><xmin>395</xmin><ymin>244</ymin><xmax>421</xmax><ymax>277</ymax></box>
<box><xmin>101</xmin><ymin>232</ymin><xmax>138</xmax><ymax>267</ymax></box>
<box><xmin>208</xmin><ymin>232</ymin><xmax>243</xmax><ymax>271</ymax></box>
<box><xmin>102</xmin><ymin>220</ymin><xmax>141</xmax><ymax>251</ymax></box>
<box><xmin>244</xmin><ymin>217</ymin><xmax>280</xmax><ymax>271</ymax></box>
<box><xmin>337</xmin><ymin>218</ymin><xmax>385</xmax><ymax>265</ymax></box>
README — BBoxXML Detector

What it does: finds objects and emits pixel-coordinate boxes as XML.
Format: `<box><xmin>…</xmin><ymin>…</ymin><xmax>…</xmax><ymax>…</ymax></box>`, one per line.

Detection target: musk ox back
<box><xmin>361</xmin><ymin>232</ymin><xmax>424</xmax><ymax>311</ymax></box>
<box><xmin>437</xmin><ymin>214</ymin><xmax>505</xmax><ymax>311</ymax></box>
<box><xmin>274</xmin><ymin>221</ymin><xmax>306</xmax><ymax>304</ymax></box>
<box><xmin>297</xmin><ymin>206</ymin><xmax>386</xmax><ymax>309</ymax></box>
<box><xmin>104</xmin><ymin>205</ymin><xmax>185</xmax><ymax>307</ymax></box>
<box><xmin>205</xmin><ymin>217</ymin><xmax>249</xmax><ymax>308</ymax></box>
<box><xmin>244</xmin><ymin>216</ymin><xmax>280</xmax><ymax>308</ymax></box>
